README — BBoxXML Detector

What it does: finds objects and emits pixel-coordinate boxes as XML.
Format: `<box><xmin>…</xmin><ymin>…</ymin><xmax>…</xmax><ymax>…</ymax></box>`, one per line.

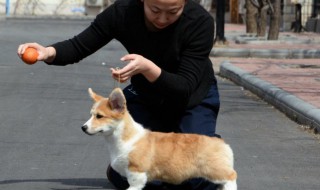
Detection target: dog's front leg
<box><xmin>126</xmin><ymin>171</ymin><xmax>148</xmax><ymax>190</ymax></box>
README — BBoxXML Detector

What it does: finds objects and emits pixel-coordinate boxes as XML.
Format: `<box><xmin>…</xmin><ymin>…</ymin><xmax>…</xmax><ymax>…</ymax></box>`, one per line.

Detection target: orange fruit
<box><xmin>22</xmin><ymin>47</ymin><xmax>38</xmax><ymax>65</ymax></box>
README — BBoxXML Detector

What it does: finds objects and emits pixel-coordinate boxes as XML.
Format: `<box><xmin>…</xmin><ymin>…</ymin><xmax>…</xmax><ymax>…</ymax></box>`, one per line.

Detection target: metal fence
<box><xmin>312</xmin><ymin>0</ymin><xmax>320</xmax><ymax>18</ymax></box>
<box><xmin>295</xmin><ymin>0</ymin><xmax>320</xmax><ymax>32</ymax></box>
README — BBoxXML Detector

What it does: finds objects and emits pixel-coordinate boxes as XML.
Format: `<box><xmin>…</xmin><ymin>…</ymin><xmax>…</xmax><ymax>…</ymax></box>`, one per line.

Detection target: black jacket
<box><xmin>50</xmin><ymin>0</ymin><xmax>216</xmax><ymax>110</ymax></box>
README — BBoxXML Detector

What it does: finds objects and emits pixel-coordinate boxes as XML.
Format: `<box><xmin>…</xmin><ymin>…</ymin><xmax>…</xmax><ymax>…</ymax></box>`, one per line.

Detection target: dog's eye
<box><xmin>96</xmin><ymin>114</ymin><xmax>104</xmax><ymax>119</ymax></box>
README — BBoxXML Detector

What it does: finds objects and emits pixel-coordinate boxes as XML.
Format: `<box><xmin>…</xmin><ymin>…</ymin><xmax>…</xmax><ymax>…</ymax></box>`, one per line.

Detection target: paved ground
<box><xmin>0</xmin><ymin>19</ymin><xmax>319</xmax><ymax>190</ymax></box>
<box><xmin>214</xmin><ymin>24</ymin><xmax>320</xmax><ymax>133</ymax></box>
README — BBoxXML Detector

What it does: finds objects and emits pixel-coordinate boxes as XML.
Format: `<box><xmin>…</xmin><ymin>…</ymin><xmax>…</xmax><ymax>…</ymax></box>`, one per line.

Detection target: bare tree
<box><xmin>246</xmin><ymin>0</ymin><xmax>258</xmax><ymax>33</ymax></box>
<box><xmin>14</xmin><ymin>0</ymin><xmax>44</xmax><ymax>15</ymax></box>
<box><xmin>245</xmin><ymin>0</ymin><xmax>281</xmax><ymax>40</ymax></box>
<box><xmin>13</xmin><ymin>0</ymin><xmax>22</xmax><ymax>15</ymax></box>
<box><xmin>27</xmin><ymin>0</ymin><xmax>38</xmax><ymax>15</ymax></box>
<box><xmin>54</xmin><ymin>0</ymin><xmax>66</xmax><ymax>15</ymax></box>
<box><xmin>268</xmin><ymin>0</ymin><xmax>281</xmax><ymax>40</ymax></box>
<box><xmin>257</xmin><ymin>0</ymin><xmax>268</xmax><ymax>36</ymax></box>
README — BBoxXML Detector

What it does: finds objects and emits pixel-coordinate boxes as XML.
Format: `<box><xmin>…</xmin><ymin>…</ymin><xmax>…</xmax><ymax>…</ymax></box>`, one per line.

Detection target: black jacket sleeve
<box><xmin>152</xmin><ymin>16</ymin><xmax>215</xmax><ymax>102</ymax></box>
<box><xmin>49</xmin><ymin>4</ymin><xmax>117</xmax><ymax>66</ymax></box>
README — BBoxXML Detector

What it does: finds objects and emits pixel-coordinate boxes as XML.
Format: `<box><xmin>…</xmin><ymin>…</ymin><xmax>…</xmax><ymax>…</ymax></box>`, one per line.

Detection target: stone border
<box><xmin>219</xmin><ymin>61</ymin><xmax>320</xmax><ymax>133</ymax></box>
<box><xmin>211</xmin><ymin>48</ymin><xmax>320</xmax><ymax>59</ymax></box>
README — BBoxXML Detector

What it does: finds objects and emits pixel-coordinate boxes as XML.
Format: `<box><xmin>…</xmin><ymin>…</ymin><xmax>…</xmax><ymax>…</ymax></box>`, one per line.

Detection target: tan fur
<box><xmin>83</xmin><ymin>88</ymin><xmax>237</xmax><ymax>190</ymax></box>
<box><xmin>128</xmin><ymin>129</ymin><xmax>237</xmax><ymax>184</ymax></box>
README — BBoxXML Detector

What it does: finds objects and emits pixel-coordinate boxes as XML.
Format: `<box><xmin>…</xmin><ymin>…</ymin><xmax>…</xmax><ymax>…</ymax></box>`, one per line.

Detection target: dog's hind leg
<box><xmin>220</xmin><ymin>180</ymin><xmax>237</xmax><ymax>190</ymax></box>
<box><xmin>126</xmin><ymin>171</ymin><xmax>148</xmax><ymax>190</ymax></box>
<box><xmin>207</xmin><ymin>167</ymin><xmax>237</xmax><ymax>190</ymax></box>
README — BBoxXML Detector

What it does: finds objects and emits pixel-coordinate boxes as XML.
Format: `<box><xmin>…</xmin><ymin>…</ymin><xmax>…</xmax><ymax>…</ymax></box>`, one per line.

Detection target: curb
<box><xmin>211</xmin><ymin>48</ymin><xmax>320</xmax><ymax>59</ymax></box>
<box><xmin>3</xmin><ymin>15</ymin><xmax>95</xmax><ymax>21</ymax></box>
<box><xmin>219</xmin><ymin>61</ymin><xmax>320</xmax><ymax>133</ymax></box>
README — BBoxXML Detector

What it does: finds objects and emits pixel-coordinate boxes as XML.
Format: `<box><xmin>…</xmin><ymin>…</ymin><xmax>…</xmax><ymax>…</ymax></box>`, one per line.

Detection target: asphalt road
<box><xmin>0</xmin><ymin>19</ymin><xmax>319</xmax><ymax>190</ymax></box>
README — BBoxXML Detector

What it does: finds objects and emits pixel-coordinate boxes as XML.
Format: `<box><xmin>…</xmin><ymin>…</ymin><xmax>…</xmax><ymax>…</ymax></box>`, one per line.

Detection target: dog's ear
<box><xmin>88</xmin><ymin>88</ymin><xmax>104</xmax><ymax>102</ymax></box>
<box><xmin>108</xmin><ymin>88</ymin><xmax>126</xmax><ymax>112</ymax></box>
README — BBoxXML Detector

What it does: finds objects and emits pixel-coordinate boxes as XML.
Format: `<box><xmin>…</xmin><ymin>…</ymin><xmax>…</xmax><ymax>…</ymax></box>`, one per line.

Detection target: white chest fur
<box><xmin>105</xmin><ymin>120</ymin><xmax>146</xmax><ymax>177</ymax></box>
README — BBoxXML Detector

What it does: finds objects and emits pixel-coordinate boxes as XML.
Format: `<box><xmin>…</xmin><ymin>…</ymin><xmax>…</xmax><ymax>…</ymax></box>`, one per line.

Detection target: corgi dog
<box><xmin>82</xmin><ymin>88</ymin><xmax>237</xmax><ymax>190</ymax></box>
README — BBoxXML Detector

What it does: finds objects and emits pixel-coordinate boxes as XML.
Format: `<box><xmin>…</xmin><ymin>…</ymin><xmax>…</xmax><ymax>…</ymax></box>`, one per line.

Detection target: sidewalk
<box><xmin>212</xmin><ymin>24</ymin><xmax>320</xmax><ymax>133</ymax></box>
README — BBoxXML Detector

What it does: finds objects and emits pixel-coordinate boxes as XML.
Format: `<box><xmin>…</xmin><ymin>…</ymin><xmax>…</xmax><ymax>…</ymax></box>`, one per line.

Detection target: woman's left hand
<box><xmin>111</xmin><ymin>54</ymin><xmax>161</xmax><ymax>83</ymax></box>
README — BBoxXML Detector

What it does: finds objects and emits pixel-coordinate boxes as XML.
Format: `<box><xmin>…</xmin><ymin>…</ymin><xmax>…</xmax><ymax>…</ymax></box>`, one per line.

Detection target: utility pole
<box><xmin>6</xmin><ymin>0</ymin><xmax>10</xmax><ymax>16</ymax></box>
<box><xmin>215</xmin><ymin>0</ymin><xmax>226</xmax><ymax>44</ymax></box>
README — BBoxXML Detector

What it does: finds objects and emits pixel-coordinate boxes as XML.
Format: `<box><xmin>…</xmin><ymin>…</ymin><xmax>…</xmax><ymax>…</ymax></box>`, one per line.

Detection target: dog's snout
<box><xmin>82</xmin><ymin>125</ymin><xmax>88</xmax><ymax>132</ymax></box>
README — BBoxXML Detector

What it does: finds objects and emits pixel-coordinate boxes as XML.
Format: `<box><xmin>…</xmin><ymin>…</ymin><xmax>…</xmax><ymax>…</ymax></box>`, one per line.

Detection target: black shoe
<box><xmin>106</xmin><ymin>165</ymin><xmax>129</xmax><ymax>190</ymax></box>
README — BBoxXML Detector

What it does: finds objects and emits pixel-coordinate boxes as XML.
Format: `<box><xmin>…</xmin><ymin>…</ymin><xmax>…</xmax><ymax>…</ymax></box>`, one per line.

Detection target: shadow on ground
<box><xmin>0</xmin><ymin>178</ymin><xmax>113</xmax><ymax>190</ymax></box>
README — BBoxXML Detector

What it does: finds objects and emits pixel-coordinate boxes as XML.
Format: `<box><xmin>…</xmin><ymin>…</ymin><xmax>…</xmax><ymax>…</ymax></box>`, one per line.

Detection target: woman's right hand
<box><xmin>17</xmin><ymin>43</ymin><xmax>56</xmax><ymax>63</ymax></box>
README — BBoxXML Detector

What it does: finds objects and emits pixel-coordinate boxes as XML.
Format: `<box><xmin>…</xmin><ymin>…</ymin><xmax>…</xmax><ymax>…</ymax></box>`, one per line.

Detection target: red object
<box><xmin>22</xmin><ymin>47</ymin><xmax>38</xmax><ymax>65</ymax></box>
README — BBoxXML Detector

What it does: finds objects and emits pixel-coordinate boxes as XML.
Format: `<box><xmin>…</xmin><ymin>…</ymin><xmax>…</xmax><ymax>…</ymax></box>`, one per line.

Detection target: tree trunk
<box><xmin>257</xmin><ymin>0</ymin><xmax>268</xmax><ymax>37</ymax></box>
<box><xmin>14</xmin><ymin>0</ymin><xmax>22</xmax><ymax>15</ymax></box>
<box><xmin>268</xmin><ymin>0</ymin><xmax>281</xmax><ymax>40</ymax></box>
<box><xmin>246</xmin><ymin>0</ymin><xmax>258</xmax><ymax>33</ymax></box>
<box><xmin>257</xmin><ymin>8</ymin><xmax>268</xmax><ymax>36</ymax></box>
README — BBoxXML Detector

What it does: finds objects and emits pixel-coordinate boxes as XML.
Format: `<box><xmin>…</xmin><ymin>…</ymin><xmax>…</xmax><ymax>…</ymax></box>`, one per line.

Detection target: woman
<box><xmin>17</xmin><ymin>0</ymin><xmax>220</xmax><ymax>189</ymax></box>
